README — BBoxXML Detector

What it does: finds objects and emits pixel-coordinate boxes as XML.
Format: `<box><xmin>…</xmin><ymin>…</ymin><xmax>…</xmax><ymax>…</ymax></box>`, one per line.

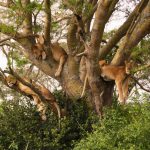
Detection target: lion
<box><xmin>6</xmin><ymin>75</ymin><xmax>61</xmax><ymax>121</ymax></box>
<box><xmin>32</xmin><ymin>35</ymin><xmax>67</xmax><ymax>77</ymax></box>
<box><xmin>99</xmin><ymin>60</ymin><xmax>133</xmax><ymax>104</ymax></box>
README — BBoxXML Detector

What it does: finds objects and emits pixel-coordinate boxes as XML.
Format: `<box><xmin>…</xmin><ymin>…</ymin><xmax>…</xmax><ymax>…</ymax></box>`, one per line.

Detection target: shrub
<box><xmin>0</xmin><ymin>92</ymin><xmax>93</xmax><ymax>150</ymax></box>
<box><xmin>74</xmin><ymin>100</ymin><xmax>150</xmax><ymax>150</ymax></box>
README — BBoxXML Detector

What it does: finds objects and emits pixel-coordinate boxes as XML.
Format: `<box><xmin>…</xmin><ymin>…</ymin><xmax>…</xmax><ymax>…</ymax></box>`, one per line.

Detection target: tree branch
<box><xmin>21</xmin><ymin>0</ymin><xmax>32</xmax><ymax>35</ymax></box>
<box><xmin>91</xmin><ymin>0</ymin><xmax>113</xmax><ymax>49</ymax></box>
<box><xmin>112</xmin><ymin>0</ymin><xmax>150</xmax><ymax>65</ymax></box>
<box><xmin>3</xmin><ymin>68</ymin><xmax>52</xmax><ymax>104</ymax></box>
<box><xmin>0</xmin><ymin>0</ymin><xmax>14</xmax><ymax>8</ymax></box>
<box><xmin>0</xmin><ymin>34</ymin><xmax>37</xmax><ymax>44</ymax></box>
<box><xmin>82</xmin><ymin>0</ymin><xmax>118</xmax><ymax>117</ymax></box>
<box><xmin>44</xmin><ymin>0</ymin><xmax>51</xmax><ymax>43</ymax></box>
<box><xmin>0</xmin><ymin>27</ymin><xmax>57</xmax><ymax>78</ymax></box>
<box><xmin>131</xmin><ymin>75</ymin><xmax>150</xmax><ymax>93</ymax></box>
<box><xmin>84</xmin><ymin>1</ymin><xmax>98</xmax><ymax>33</ymax></box>
<box><xmin>0</xmin><ymin>68</ymin><xmax>32</xmax><ymax>99</ymax></box>
<box><xmin>54</xmin><ymin>16</ymin><xmax>71</xmax><ymax>24</ymax></box>
<box><xmin>99</xmin><ymin>0</ymin><xmax>149</xmax><ymax>59</ymax></box>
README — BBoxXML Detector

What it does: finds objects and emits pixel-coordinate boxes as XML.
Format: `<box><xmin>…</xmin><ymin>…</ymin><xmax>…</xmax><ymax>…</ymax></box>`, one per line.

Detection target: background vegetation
<box><xmin>0</xmin><ymin>91</ymin><xmax>149</xmax><ymax>150</ymax></box>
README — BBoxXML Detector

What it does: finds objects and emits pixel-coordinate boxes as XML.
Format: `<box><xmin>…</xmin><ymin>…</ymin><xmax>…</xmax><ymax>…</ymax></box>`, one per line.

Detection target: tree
<box><xmin>0</xmin><ymin>0</ymin><xmax>150</xmax><ymax>116</ymax></box>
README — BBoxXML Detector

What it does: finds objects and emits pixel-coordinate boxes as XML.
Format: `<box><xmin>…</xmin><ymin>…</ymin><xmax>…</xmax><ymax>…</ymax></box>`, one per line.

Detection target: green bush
<box><xmin>0</xmin><ymin>92</ymin><xmax>93</xmax><ymax>150</ymax></box>
<box><xmin>1</xmin><ymin>92</ymin><xmax>150</xmax><ymax>150</ymax></box>
<box><xmin>74</xmin><ymin>100</ymin><xmax>150</xmax><ymax>150</ymax></box>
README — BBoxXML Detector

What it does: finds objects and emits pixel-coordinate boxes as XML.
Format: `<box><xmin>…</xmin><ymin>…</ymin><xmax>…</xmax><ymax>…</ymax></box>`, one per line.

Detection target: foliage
<box><xmin>8</xmin><ymin>50</ymin><xmax>29</xmax><ymax>68</ymax></box>
<box><xmin>131</xmin><ymin>38</ymin><xmax>150</xmax><ymax>64</ymax></box>
<box><xmin>0</xmin><ymin>91</ymin><xmax>150</xmax><ymax>150</ymax></box>
<box><xmin>0</xmin><ymin>24</ymin><xmax>15</xmax><ymax>34</ymax></box>
<box><xmin>0</xmin><ymin>92</ymin><xmax>94</xmax><ymax>150</ymax></box>
<box><xmin>74</xmin><ymin>98</ymin><xmax>150</xmax><ymax>150</ymax></box>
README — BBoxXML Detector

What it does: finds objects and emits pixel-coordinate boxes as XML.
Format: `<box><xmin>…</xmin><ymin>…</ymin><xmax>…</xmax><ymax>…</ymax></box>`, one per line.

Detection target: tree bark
<box><xmin>112</xmin><ymin>0</ymin><xmax>150</xmax><ymax>65</ymax></box>
<box><xmin>84</xmin><ymin>0</ymin><xmax>117</xmax><ymax>115</ymax></box>
<box><xmin>44</xmin><ymin>0</ymin><xmax>51</xmax><ymax>43</ymax></box>
<box><xmin>21</xmin><ymin>0</ymin><xmax>32</xmax><ymax>36</ymax></box>
<box><xmin>99</xmin><ymin>0</ymin><xmax>149</xmax><ymax>59</ymax></box>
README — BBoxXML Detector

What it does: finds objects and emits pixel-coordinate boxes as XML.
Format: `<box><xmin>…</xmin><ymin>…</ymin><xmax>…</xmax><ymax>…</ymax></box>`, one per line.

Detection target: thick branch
<box><xmin>21</xmin><ymin>0</ymin><xmax>32</xmax><ymax>35</ymax></box>
<box><xmin>84</xmin><ymin>1</ymin><xmax>98</xmax><ymax>33</ymax></box>
<box><xmin>83</xmin><ymin>0</ymin><xmax>118</xmax><ymax>116</ymax></box>
<box><xmin>91</xmin><ymin>0</ymin><xmax>115</xmax><ymax>50</ymax></box>
<box><xmin>0</xmin><ymin>27</ymin><xmax>35</xmax><ymax>48</ymax></box>
<box><xmin>112</xmin><ymin>0</ymin><xmax>150</xmax><ymax>65</ymax></box>
<box><xmin>0</xmin><ymin>30</ymin><xmax>56</xmax><ymax>78</ymax></box>
<box><xmin>106</xmin><ymin>0</ymin><xmax>119</xmax><ymax>21</ymax></box>
<box><xmin>0</xmin><ymin>1</ymin><xmax>86</xmax><ymax>100</ymax></box>
<box><xmin>67</xmin><ymin>18</ymin><xmax>78</xmax><ymax>54</ymax></box>
<box><xmin>44</xmin><ymin>0</ymin><xmax>51</xmax><ymax>43</ymax></box>
<box><xmin>0</xmin><ymin>34</ymin><xmax>37</xmax><ymax>44</ymax></box>
<box><xmin>99</xmin><ymin>0</ymin><xmax>149</xmax><ymax>59</ymax></box>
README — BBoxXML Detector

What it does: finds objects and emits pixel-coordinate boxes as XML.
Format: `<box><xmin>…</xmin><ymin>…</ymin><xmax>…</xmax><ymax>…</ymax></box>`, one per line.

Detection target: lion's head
<box><xmin>6</xmin><ymin>75</ymin><xmax>17</xmax><ymax>87</ymax></box>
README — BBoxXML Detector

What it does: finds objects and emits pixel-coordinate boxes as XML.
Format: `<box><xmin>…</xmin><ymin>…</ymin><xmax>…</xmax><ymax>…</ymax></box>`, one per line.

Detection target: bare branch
<box><xmin>0</xmin><ymin>37</ymin><xmax>12</xmax><ymax>43</ymax></box>
<box><xmin>131</xmin><ymin>76</ymin><xmax>150</xmax><ymax>93</ymax></box>
<box><xmin>44</xmin><ymin>0</ymin><xmax>51</xmax><ymax>43</ymax></box>
<box><xmin>91</xmin><ymin>0</ymin><xmax>116</xmax><ymax>50</ymax></box>
<box><xmin>54</xmin><ymin>16</ymin><xmax>71</xmax><ymax>24</ymax></box>
<box><xmin>76</xmin><ymin>50</ymin><xmax>88</xmax><ymax>57</ymax></box>
<box><xmin>33</xmin><ymin>1</ymin><xmax>44</xmax><ymax>28</ymax></box>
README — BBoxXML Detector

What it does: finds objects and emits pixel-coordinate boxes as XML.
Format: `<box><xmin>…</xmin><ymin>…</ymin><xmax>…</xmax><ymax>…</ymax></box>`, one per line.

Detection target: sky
<box><xmin>0</xmin><ymin>51</ymin><xmax>7</xmax><ymax>69</ymax></box>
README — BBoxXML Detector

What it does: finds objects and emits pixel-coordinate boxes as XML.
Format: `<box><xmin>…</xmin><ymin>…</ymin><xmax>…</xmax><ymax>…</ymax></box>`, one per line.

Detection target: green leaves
<box><xmin>0</xmin><ymin>24</ymin><xmax>15</xmax><ymax>35</ymax></box>
<box><xmin>74</xmin><ymin>100</ymin><xmax>150</xmax><ymax>150</ymax></box>
<box><xmin>0</xmin><ymin>92</ymin><xmax>91</xmax><ymax>150</ymax></box>
<box><xmin>0</xmin><ymin>91</ymin><xmax>150</xmax><ymax>150</ymax></box>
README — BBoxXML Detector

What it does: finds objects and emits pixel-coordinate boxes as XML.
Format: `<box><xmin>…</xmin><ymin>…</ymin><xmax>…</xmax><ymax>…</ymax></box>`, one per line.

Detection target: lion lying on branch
<box><xmin>5</xmin><ymin>75</ymin><xmax>61</xmax><ymax>121</ymax></box>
